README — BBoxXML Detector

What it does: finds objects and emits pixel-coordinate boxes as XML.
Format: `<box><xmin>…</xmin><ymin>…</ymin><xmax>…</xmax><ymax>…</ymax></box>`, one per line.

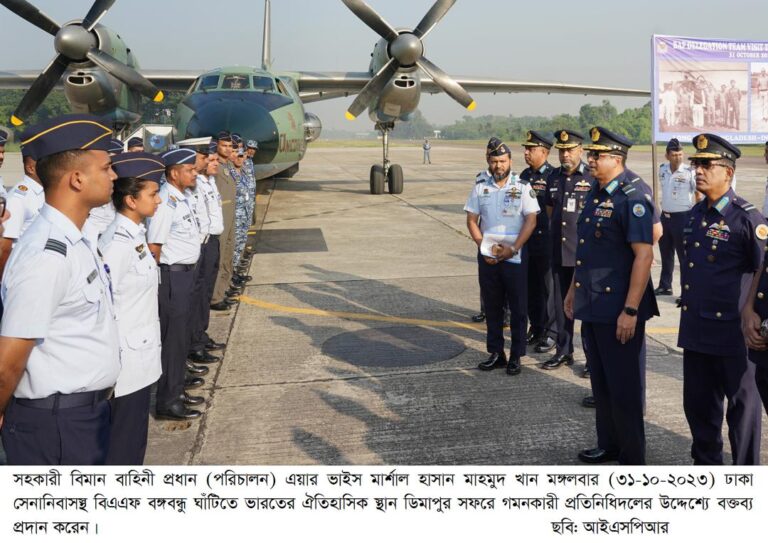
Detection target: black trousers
<box><xmin>582</xmin><ymin>321</ymin><xmax>646</xmax><ymax>465</ymax></box>
<box><xmin>683</xmin><ymin>350</ymin><xmax>761</xmax><ymax>465</ymax></box>
<box><xmin>552</xmin><ymin>265</ymin><xmax>575</xmax><ymax>356</ymax></box>
<box><xmin>478</xmin><ymin>252</ymin><xmax>528</xmax><ymax>358</ymax></box>
<box><xmin>527</xmin><ymin>251</ymin><xmax>555</xmax><ymax>338</ymax></box>
<box><xmin>658</xmin><ymin>211</ymin><xmax>688</xmax><ymax>291</ymax></box>
<box><xmin>157</xmin><ymin>267</ymin><xmax>196</xmax><ymax>410</ymax></box>
<box><xmin>756</xmin><ymin>364</ymin><xmax>768</xmax><ymax>416</ymax></box>
<box><xmin>190</xmin><ymin>237</ymin><xmax>220</xmax><ymax>352</ymax></box>
<box><xmin>106</xmin><ymin>385</ymin><xmax>152</xmax><ymax>465</ymax></box>
<box><xmin>1</xmin><ymin>397</ymin><xmax>111</xmax><ymax>465</ymax></box>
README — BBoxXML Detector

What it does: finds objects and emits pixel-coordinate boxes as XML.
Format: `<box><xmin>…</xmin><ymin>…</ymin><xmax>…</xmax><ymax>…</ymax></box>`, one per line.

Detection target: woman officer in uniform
<box><xmin>99</xmin><ymin>152</ymin><xmax>164</xmax><ymax>464</ymax></box>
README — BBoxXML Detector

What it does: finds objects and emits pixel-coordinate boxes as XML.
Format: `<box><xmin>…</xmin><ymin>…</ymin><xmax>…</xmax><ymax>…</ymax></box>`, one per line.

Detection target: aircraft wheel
<box><xmin>370</xmin><ymin>164</ymin><xmax>385</xmax><ymax>195</ymax></box>
<box><xmin>387</xmin><ymin>164</ymin><xmax>404</xmax><ymax>194</ymax></box>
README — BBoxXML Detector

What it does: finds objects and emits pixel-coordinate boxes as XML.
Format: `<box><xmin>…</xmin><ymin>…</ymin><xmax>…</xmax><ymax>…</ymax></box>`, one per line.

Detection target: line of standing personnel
<box><xmin>0</xmin><ymin>115</ymin><xmax>260</xmax><ymax>465</ymax></box>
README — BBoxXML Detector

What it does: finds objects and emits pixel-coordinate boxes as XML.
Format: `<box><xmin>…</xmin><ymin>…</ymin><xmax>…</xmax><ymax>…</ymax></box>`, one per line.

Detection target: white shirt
<box><xmin>146</xmin><ymin>182</ymin><xmax>201</xmax><ymax>265</ymax></box>
<box><xmin>100</xmin><ymin>214</ymin><xmax>162</xmax><ymax>397</ymax></box>
<box><xmin>85</xmin><ymin>202</ymin><xmax>116</xmax><ymax>236</ymax></box>
<box><xmin>187</xmin><ymin>179</ymin><xmax>212</xmax><ymax>242</ymax></box>
<box><xmin>659</xmin><ymin>162</ymin><xmax>697</xmax><ymax>213</ymax></box>
<box><xmin>1</xmin><ymin>204</ymin><xmax>120</xmax><ymax>399</ymax></box>
<box><xmin>464</xmin><ymin>174</ymin><xmax>540</xmax><ymax>257</ymax></box>
<box><xmin>198</xmin><ymin>174</ymin><xmax>224</xmax><ymax>236</ymax></box>
<box><xmin>3</xmin><ymin>176</ymin><xmax>45</xmax><ymax>240</ymax></box>
<box><xmin>0</xmin><ymin>176</ymin><xmax>6</xmax><ymax>198</ymax></box>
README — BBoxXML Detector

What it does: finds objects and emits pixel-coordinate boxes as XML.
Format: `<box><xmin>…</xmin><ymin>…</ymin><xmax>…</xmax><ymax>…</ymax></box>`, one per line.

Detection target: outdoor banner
<box><xmin>652</xmin><ymin>34</ymin><xmax>768</xmax><ymax>145</ymax></box>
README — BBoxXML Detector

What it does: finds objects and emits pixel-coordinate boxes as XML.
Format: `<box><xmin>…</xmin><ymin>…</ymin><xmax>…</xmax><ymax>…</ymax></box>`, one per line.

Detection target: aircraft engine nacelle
<box><xmin>303</xmin><ymin>112</ymin><xmax>322</xmax><ymax>143</ymax></box>
<box><xmin>368</xmin><ymin>74</ymin><xmax>420</xmax><ymax>123</ymax></box>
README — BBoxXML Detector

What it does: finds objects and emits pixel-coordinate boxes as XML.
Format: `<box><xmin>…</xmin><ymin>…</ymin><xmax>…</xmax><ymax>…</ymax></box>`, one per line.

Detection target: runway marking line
<box><xmin>237</xmin><ymin>296</ymin><xmax>678</xmax><ymax>335</ymax></box>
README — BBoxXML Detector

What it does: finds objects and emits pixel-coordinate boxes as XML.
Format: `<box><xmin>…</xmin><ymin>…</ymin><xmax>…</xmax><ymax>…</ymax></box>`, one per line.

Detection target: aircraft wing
<box><xmin>140</xmin><ymin>70</ymin><xmax>199</xmax><ymax>92</ymax></box>
<box><xmin>292</xmin><ymin>71</ymin><xmax>650</xmax><ymax>103</ymax></box>
<box><xmin>0</xmin><ymin>70</ymin><xmax>45</xmax><ymax>89</ymax></box>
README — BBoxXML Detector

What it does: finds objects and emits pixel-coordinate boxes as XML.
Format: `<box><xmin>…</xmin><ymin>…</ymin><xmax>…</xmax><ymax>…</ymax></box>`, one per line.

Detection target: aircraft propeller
<box><xmin>341</xmin><ymin>0</ymin><xmax>475</xmax><ymax>119</ymax></box>
<box><xmin>0</xmin><ymin>0</ymin><xmax>164</xmax><ymax>126</ymax></box>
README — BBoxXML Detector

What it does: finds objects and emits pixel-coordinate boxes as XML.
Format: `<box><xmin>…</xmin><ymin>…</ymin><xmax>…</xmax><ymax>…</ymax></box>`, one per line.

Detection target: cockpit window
<box><xmin>199</xmin><ymin>75</ymin><xmax>220</xmax><ymax>90</ymax></box>
<box><xmin>221</xmin><ymin>75</ymin><xmax>251</xmax><ymax>90</ymax></box>
<box><xmin>253</xmin><ymin>76</ymin><xmax>275</xmax><ymax>92</ymax></box>
<box><xmin>275</xmin><ymin>79</ymin><xmax>290</xmax><ymax>96</ymax></box>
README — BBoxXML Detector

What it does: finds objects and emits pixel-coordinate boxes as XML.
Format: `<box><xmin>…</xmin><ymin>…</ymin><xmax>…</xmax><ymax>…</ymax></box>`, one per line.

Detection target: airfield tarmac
<box><xmin>3</xmin><ymin>144</ymin><xmax>768</xmax><ymax>465</ymax></box>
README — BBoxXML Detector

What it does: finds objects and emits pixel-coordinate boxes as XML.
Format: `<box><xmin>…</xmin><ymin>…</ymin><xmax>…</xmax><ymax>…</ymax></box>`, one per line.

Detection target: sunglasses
<box><xmin>586</xmin><ymin>151</ymin><xmax>620</xmax><ymax>160</ymax></box>
<box><xmin>690</xmin><ymin>159</ymin><xmax>730</xmax><ymax>170</ymax></box>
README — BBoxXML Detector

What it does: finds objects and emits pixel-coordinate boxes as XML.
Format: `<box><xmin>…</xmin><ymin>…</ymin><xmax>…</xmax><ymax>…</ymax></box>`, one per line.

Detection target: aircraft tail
<box><xmin>261</xmin><ymin>0</ymin><xmax>272</xmax><ymax>70</ymax></box>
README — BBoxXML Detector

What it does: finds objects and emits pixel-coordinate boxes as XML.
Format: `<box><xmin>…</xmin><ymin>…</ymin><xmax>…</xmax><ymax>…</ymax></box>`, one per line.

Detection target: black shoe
<box><xmin>578</xmin><ymin>447</ymin><xmax>619</xmax><ymax>464</ymax></box>
<box><xmin>506</xmin><ymin>357</ymin><xmax>521</xmax><ymax>375</ymax></box>
<box><xmin>184</xmin><ymin>376</ymin><xmax>205</xmax><ymax>389</ymax></box>
<box><xmin>183</xmin><ymin>392</ymin><xmax>205</xmax><ymax>406</ymax></box>
<box><xmin>226</xmin><ymin>286</ymin><xmax>243</xmax><ymax>296</ymax></box>
<box><xmin>581</xmin><ymin>396</ymin><xmax>596</xmax><ymax>408</ymax></box>
<box><xmin>232</xmin><ymin>275</ymin><xmax>248</xmax><ymax>286</ymax></box>
<box><xmin>654</xmin><ymin>287</ymin><xmax>673</xmax><ymax>296</ymax></box>
<box><xmin>186</xmin><ymin>361</ymin><xmax>209</xmax><ymax>376</ymax></box>
<box><xmin>526</xmin><ymin>329</ymin><xmax>538</xmax><ymax>345</ymax></box>
<box><xmin>205</xmin><ymin>340</ymin><xmax>226</xmax><ymax>351</ymax></box>
<box><xmin>542</xmin><ymin>354</ymin><xmax>574</xmax><ymax>370</ymax></box>
<box><xmin>234</xmin><ymin>274</ymin><xmax>253</xmax><ymax>283</ymax></box>
<box><xmin>534</xmin><ymin>337</ymin><xmax>556</xmax><ymax>353</ymax></box>
<box><xmin>189</xmin><ymin>350</ymin><xmax>221</xmax><ymax>364</ymax></box>
<box><xmin>581</xmin><ymin>367</ymin><xmax>591</xmax><ymax>379</ymax></box>
<box><xmin>156</xmin><ymin>402</ymin><xmax>202</xmax><ymax>421</ymax></box>
<box><xmin>478</xmin><ymin>352</ymin><xmax>506</xmax><ymax>371</ymax></box>
<box><xmin>470</xmin><ymin>312</ymin><xmax>486</xmax><ymax>323</ymax></box>
<box><xmin>210</xmin><ymin>301</ymin><xmax>233</xmax><ymax>311</ymax></box>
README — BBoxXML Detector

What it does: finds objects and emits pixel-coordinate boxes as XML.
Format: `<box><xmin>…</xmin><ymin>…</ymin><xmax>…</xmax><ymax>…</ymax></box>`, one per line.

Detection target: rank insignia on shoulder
<box><xmin>621</xmin><ymin>184</ymin><xmax>636</xmax><ymax>195</ymax></box>
<box><xmin>632</xmin><ymin>203</ymin><xmax>646</xmax><ymax>218</ymax></box>
<box><xmin>43</xmin><ymin>238</ymin><xmax>67</xmax><ymax>257</ymax></box>
<box><xmin>757</xmin><ymin>224</ymin><xmax>768</xmax><ymax>241</ymax></box>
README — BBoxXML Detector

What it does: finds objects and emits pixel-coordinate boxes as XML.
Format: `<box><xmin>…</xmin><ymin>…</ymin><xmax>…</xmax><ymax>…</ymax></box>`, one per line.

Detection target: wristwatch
<box><xmin>623</xmin><ymin>306</ymin><xmax>638</xmax><ymax>317</ymax></box>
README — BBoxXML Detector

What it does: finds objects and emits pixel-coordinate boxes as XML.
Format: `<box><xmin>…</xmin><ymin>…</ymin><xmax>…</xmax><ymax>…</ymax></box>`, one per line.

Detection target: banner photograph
<box><xmin>652</xmin><ymin>35</ymin><xmax>768</xmax><ymax>144</ymax></box>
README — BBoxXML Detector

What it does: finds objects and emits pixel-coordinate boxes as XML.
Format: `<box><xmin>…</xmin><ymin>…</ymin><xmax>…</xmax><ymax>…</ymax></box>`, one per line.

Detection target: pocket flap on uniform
<box><xmin>699</xmin><ymin>299</ymin><xmax>738</xmax><ymax>321</ymax></box>
<box><xmin>125</xmin><ymin>324</ymin><xmax>160</xmax><ymax>350</ymax></box>
<box><xmin>589</xmin><ymin>274</ymin><xmax>621</xmax><ymax>294</ymax></box>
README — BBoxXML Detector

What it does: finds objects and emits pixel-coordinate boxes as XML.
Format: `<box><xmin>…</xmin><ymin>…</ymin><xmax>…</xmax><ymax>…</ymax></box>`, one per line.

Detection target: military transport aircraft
<box><xmin>0</xmin><ymin>0</ymin><xmax>649</xmax><ymax>193</ymax></box>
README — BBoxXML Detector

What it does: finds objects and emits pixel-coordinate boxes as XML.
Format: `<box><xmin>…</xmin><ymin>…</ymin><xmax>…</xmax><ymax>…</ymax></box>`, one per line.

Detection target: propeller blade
<box><xmin>345</xmin><ymin>58</ymin><xmax>400</xmax><ymax>119</ymax></box>
<box><xmin>341</xmin><ymin>0</ymin><xmax>398</xmax><ymax>42</ymax></box>
<box><xmin>417</xmin><ymin>56</ymin><xmax>475</xmax><ymax>110</ymax></box>
<box><xmin>86</xmin><ymin>48</ymin><xmax>164</xmax><ymax>102</ymax></box>
<box><xmin>0</xmin><ymin>0</ymin><xmax>60</xmax><ymax>36</ymax></box>
<box><xmin>82</xmin><ymin>0</ymin><xmax>115</xmax><ymax>31</ymax></box>
<box><xmin>413</xmin><ymin>0</ymin><xmax>456</xmax><ymax>39</ymax></box>
<box><xmin>10</xmin><ymin>53</ymin><xmax>70</xmax><ymax>126</ymax></box>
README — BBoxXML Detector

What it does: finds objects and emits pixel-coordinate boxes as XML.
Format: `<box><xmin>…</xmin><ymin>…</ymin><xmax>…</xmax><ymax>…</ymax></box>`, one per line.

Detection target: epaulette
<box><xmin>113</xmin><ymin>231</ymin><xmax>131</xmax><ymax>240</ymax></box>
<box><xmin>621</xmin><ymin>182</ymin><xmax>637</xmax><ymax>196</ymax></box>
<box><xmin>44</xmin><ymin>238</ymin><xmax>67</xmax><ymax>257</ymax></box>
<box><xmin>734</xmin><ymin>198</ymin><xmax>757</xmax><ymax>212</ymax></box>
<box><xmin>167</xmin><ymin>197</ymin><xmax>177</xmax><ymax>209</ymax></box>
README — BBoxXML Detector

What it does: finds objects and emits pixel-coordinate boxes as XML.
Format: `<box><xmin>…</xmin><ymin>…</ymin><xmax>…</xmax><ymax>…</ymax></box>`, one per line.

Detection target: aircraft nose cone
<box><xmin>390</xmin><ymin>33</ymin><xmax>423</xmax><ymax>66</ymax></box>
<box><xmin>186</xmin><ymin>98</ymin><xmax>280</xmax><ymax>163</ymax></box>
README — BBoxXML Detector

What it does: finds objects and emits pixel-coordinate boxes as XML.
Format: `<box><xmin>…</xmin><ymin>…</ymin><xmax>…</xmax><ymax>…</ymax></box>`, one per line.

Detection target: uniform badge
<box><xmin>695</xmin><ymin>135</ymin><xmax>709</xmax><ymax>150</ymax></box>
<box><xmin>591</xmin><ymin>127</ymin><xmax>601</xmax><ymax>142</ymax></box>
<box><xmin>594</xmin><ymin>201</ymin><xmax>614</xmax><ymax>218</ymax></box>
<box><xmin>560</xmin><ymin>131</ymin><xmax>569</xmax><ymax>142</ymax></box>
<box><xmin>632</xmin><ymin>203</ymin><xmax>646</xmax><ymax>218</ymax></box>
<box><xmin>135</xmin><ymin>244</ymin><xmax>145</xmax><ymax>253</ymax></box>
<box><xmin>483</xmin><ymin>188</ymin><xmax>489</xmax><ymax>195</ymax></box>
<box><xmin>706</xmin><ymin>222</ymin><xmax>730</xmax><ymax>242</ymax></box>
<box><xmin>532</xmin><ymin>181</ymin><xmax>547</xmax><ymax>192</ymax></box>
<box><xmin>508</xmin><ymin>187</ymin><xmax>522</xmax><ymax>199</ymax></box>
<box><xmin>526</xmin><ymin>131</ymin><xmax>533</xmax><ymax>142</ymax></box>
<box><xmin>756</xmin><ymin>224</ymin><xmax>768</xmax><ymax>241</ymax></box>
<box><xmin>575</xmin><ymin>180</ymin><xmax>591</xmax><ymax>192</ymax></box>
<box><xmin>17</xmin><ymin>184</ymin><xmax>28</xmax><ymax>192</ymax></box>
<box><xmin>529</xmin><ymin>189</ymin><xmax>536</xmax><ymax>198</ymax></box>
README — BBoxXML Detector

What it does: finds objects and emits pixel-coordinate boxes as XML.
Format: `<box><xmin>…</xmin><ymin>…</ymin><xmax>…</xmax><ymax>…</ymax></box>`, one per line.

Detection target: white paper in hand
<box><xmin>480</xmin><ymin>232</ymin><xmax>521</xmax><ymax>264</ymax></box>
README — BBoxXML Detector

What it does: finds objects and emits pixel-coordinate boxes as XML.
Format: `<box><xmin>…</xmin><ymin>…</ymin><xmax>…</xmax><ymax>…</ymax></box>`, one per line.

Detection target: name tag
<box><xmin>139</xmin><ymin>251</ymin><xmax>147</xmax><ymax>260</ymax></box>
<box><xmin>566</xmin><ymin>198</ymin><xmax>576</xmax><ymax>213</ymax></box>
<box><xmin>87</xmin><ymin>270</ymin><xmax>98</xmax><ymax>284</ymax></box>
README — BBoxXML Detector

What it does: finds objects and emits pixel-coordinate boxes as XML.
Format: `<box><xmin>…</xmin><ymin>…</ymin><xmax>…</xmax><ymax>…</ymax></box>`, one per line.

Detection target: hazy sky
<box><xmin>1</xmin><ymin>0</ymin><xmax>767</xmax><ymax>130</ymax></box>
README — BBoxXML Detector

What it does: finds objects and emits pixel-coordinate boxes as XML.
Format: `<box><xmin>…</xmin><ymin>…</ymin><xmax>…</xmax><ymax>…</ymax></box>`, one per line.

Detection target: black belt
<box><xmin>14</xmin><ymin>388</ymin><xmax>114</xmax><ymax>410</ymax></box>
<box><xmin>159</xmin><ymin>263</ymin><xmax>195</xmax><ymax>272</ymax></box>
<box><xmin>209</xmin><ymin>234</ymin><xmax>220</xmax><ymax>240</ymax></box>
<box><xmin>662</xmin><ymin>211</ymin><xmax>688</xmax><ymax>217</ymax></box>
